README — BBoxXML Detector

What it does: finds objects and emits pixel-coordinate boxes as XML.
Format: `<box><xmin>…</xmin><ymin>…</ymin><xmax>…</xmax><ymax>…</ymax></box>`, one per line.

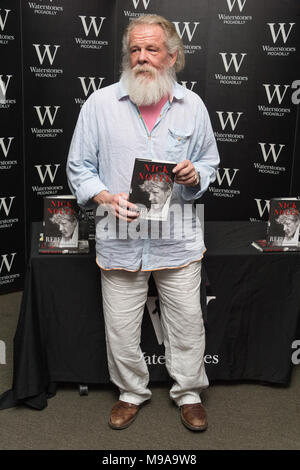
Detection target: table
<box><xmin>1</xmin><ymin>221</ymin><xmax>300</xmax><ymax>410</ymax></box>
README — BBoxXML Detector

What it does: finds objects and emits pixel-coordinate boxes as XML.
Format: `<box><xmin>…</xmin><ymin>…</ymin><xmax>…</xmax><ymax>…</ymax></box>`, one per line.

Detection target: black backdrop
<box><xmin>0</xmin><ymin>0</ymin><xmax>299</xmax><ymax>294</ymax></box>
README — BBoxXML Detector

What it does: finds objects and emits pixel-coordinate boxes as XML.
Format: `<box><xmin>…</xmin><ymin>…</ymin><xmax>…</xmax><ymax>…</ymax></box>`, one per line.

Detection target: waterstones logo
<box><xmin>75</xmin><ymin>16</ymin><xmax>108</xmax><ymax>50</ymax></box>
<box><xmin>0</xmin><ymin>340</ymin><xmax>5</xmax><ymax>365</ymax></box>
<box><xmin>258</xmin><ymin>84</ymin><xmax>291</xmax><ymax>117</ymax></box>
<box><xmin>124</xmin><ymin>0</ymin><xmax>151</xmax><ymax>18</ymax></box>
<box><xmin>75</xmin><ymin>76</ymin><xmax>106</xmax><ymax>106</ymax></box>
<box><xmin>209</xmin><ymin>168</ymin><xmax>240</xmax><ymax>198</ymax></box>
<box><xmin>172</xmin><ymin>22</ymin><xmax>201</xmax><ymax>55</ymax></box>
<box><xmin>180</xmin><ymin>81</ymin><xmax>197</xmax><ymax>91</ymax></box>
<box><xmin>33</xmin><ymin>164</ymin><xmax>63</xmax><ymax>196</ymax></box>
<box><xmin>31</xmin><ymin>44</ymin><xmax>63</xmax><ymax>78</ymax></box>
<box><xmin>262</xmin><ymin>23</ymin><xmax>296</xmax><ymax>57</ymax></box>
<box><xmin>0</xmin><ymin>196</ymin><xmax>18</xmax><ymax>229</ymax></box>
<box><xmin>253</xmin><ymin>143</ymin><xmax>286</xmax><ymax>176</ymax></box>
<box><xmin>219</xmin><ymin>0</ymin><xmax>252</xmax><ymax>25</ymax></box>
<box><xmin>0</xmin><ymin>253</ymin><xmax>19</xmax><ymax>286</ymax></box>
<box><xmin>0</xmin><ymin>137</ymin><xmax>17</xmax><ymax>171</ymax></box>
<box><xmin>215</xmin><ymin>111</ymin><xmax>244</xmax><ymax>142</ymax></box>
<box><xmin>28</xmin><ymin>1</ymin><xmax>63</xmax><ymax>16</ymax></box>
<box><xmin>0</xmin><ymin>75</ymin><xmax>16</xmax><ymax>109</ymax></box>
<box><xmin>0</xmin><ymin>9</ymin><xmax>15</xmax><ymax>45</ymax></box>
<box><xmin>216</xmin><ymin>52</ymin><xmax>248</xmax><ymax>85</ymax></box>
<box><xmin>32</xmin><ymin>106</ymin><xmax>63</xmax><ymax>138</ymax></box>
<box><xmin>142</xmin><ymin>352</ymin><xmax>219</xmax><ymax>366</ymax></box>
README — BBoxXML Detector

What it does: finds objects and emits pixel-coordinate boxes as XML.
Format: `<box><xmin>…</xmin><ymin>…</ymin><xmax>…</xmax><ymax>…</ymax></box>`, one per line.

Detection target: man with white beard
<box><xmin>67</xmin><ymin>14</ymin><xmax>219</xmax><ymax>432</ymax></box>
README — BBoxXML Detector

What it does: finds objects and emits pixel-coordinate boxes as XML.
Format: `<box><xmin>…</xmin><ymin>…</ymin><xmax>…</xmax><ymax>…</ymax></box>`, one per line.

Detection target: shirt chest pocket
<box><xmin>166</xmin><ymin>128</ymin><xmax>192</xmax><ymax>162</ymax></box>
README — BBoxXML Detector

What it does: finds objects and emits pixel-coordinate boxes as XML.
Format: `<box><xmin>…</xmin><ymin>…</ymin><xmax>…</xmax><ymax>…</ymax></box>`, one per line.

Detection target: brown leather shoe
<box><xmin>180</xmin><ymin>403</ymin><xmax>208</xmax><ymax>431</ymax></box>
<box><xmin>109</xmin><ymin>400</ymin><xmax>140</xmax><ymax>430</ymax></box>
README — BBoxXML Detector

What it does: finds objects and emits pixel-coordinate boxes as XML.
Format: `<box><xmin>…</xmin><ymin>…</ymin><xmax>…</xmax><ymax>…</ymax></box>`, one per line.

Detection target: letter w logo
<box><xmin>33</xmin><ymin>44</ymin><xmax>60</xmax><ymax>65</ymax></box>
<box><xmin>35</xmin><ymin>164</ymin><xmax>60</xmax><ymax>183</ymax></box>
<box><xmin>258</xmin><ymin>143</ymin><xmax>285</xmax><ymax>163</ymax></box>
<box><xmin>219</xmin><ymin>53</ymin><xmax>247</xmax><ymax>73</ymax></box>
<box><xmin>79</xmin><ymin>16</ymin><xmax>106</xmax><ymax>37</ymax></box>
<box><xmin>0</xmin><ymin>196</ymin><xmax>15</xmax><ymax>217</ymax></box>
<box><xmin>255</xmin><ymin>199</ymin><xmax>270</xmax><ymax>218</ymax></box>
<box><xmin>132</xmin><ymin>0</ymin><xmax>151</xmax><ymax>9</ymax></box>
<box><xmin>0</xmin><ymin>75</ymin><xmax>12</xmax><ymax>98</ymax></box>
<box><xmin>34</xmin><ymin>106</ymin><xmax>60</xmax><ymax>126</ymax></box>
<box><xmin>216</xmin><ymin>111</ymin><xmax>243</xmax><ymax>131</ymax></box>
<box><xmin>173</xmin><ymin>22</ymin><xmax>199</xmax><ymax>42</ymax></box>
<box><xmin>263</xmin><ymin>84</ymin><xmax>290</xmax><ymax>105</ymax></box>
<box><xmin>0</xmin><ymin>137</ymin><xmax>14</xmax><ymax>157</ymax></box>
<box><xmin>0</xmin><ymin>9</ymin><xmax>10</xmax><ymax>31</ymax></box>
<box><xmin>216</xmin><ymin>168</ymin><xmax>239</xmax><ymax>187</ymax></box>
<box><xmin>268</xmin><ymin>23</ymin><xmax>295</xmax><ymax>44</ymax></box>
<box><xmin>226</xmin><ymin>0</ymin><xmax>247</xmax><ymax>12</ymax></box>
<box><xmin>0</xmin><ymin>253</ymin><xmax>16</xmax><ymax>274</ymax></box>
<box><xmin>180</xmin><ymin>81</ymin><xmax>197</xmax><ymax>91</ymax></box>
<box><xmin>78</xmin><ymin>77</ymin><xmax>105</xmax><ymax>96</ymax></box>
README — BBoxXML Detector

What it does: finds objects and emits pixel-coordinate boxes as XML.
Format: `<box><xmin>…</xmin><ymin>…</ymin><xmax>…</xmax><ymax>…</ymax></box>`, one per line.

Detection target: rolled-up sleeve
<box><xmin>181</xmin><ymin>102</ymin><xmax>220</xmax><ymax>201</ymax></box>
<box><xmin>66</xmin><ymin>95</ymin><xmax>108</xmax><ymax>208</ymax></box>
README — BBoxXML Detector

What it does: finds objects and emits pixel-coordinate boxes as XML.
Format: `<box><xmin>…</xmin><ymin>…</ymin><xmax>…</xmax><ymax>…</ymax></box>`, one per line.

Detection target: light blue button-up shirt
<box><xmin>66</xmin><ymin>79</ymin><xmax>219</xmax><ymax>271</ymax></box>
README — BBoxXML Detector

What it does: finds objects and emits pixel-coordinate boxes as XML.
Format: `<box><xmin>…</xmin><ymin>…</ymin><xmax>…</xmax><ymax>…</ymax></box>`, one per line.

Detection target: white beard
<box><xmin>121</xmin><ymin>63</ymin><xmax>175</xmax><ymax>106</ymax></box>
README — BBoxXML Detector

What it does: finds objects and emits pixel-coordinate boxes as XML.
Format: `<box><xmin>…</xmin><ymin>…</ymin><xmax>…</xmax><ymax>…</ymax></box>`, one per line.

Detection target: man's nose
<box><xmin>138</xmin><ymin>49</ymin><xmax>148</xmax><ymax>64</ymax></box>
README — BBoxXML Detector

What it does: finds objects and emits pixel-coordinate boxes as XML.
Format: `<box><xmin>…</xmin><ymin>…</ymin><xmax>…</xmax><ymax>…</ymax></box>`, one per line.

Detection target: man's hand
<box><xmin>173</xmin><ymin>160</ymin><xmax>200</xmax><ymax>187</ymax></box>
<box><xmin>93</xmin><ymin>190</ymin><xmax>139</xmax><ymax>222</ymax></box>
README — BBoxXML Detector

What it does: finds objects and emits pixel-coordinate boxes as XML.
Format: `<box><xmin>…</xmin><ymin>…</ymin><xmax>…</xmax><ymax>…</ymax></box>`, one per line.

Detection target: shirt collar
<box><xmin>117</xmin><ymin>78</ymin><xmax>186</xmax><ymax>102</ymax></box>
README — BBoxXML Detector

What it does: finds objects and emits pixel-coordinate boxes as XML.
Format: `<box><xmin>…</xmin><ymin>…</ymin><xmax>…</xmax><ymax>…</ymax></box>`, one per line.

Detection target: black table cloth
<box><xmin>1</xmin><ymin>221</ymin><xmax>300</xmax><ymax>410</ymax></box>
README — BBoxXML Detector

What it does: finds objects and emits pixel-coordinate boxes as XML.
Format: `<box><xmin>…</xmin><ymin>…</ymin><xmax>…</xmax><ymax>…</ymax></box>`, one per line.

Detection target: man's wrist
<box><xmin>93</xmin><ymin>190</ymin><xmax>112</xmax><ymax>205</ymax></box>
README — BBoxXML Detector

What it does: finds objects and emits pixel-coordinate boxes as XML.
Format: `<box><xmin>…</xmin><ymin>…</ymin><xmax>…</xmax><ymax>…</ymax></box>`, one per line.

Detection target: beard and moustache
<box><xmin>121</xmin><ymin>62</ymin><xmax>176</xmax><ymax>107</ymax></box>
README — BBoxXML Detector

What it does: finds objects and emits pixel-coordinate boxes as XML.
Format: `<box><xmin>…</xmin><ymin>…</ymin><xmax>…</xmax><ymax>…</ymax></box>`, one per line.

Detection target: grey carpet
<box><xmin>0</xmin><ymin>291</ymin><xmax>300</xmax><ymax>450</ymax></box>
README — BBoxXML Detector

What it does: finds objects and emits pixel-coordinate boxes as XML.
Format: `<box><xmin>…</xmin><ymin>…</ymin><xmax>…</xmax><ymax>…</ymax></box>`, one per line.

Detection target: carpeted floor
<box><xmin>0</xmin><ymin>291</ymin><xmax>300</xmax><ymax>450</ymax></box>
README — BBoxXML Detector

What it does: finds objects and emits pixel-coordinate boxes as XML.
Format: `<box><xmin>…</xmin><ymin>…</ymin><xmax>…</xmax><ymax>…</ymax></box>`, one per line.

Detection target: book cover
<box><xmin>267</xmin><ymin>198</ymin><xmax>300</xmax><ymax>248</ymax></box>
<box><xmin>251</xmin><ymin>239</ymin><xmax>300</xmax><ymax>252</ymax></box>
<box><xmin>39</xmin><ymin>195</ymin><xmax>89</xmax><ymax>254</ymax></box>
<box><xmin>128</xmin><ymin>158</ymin><xmax>177</xmax><ymax>221</ymax></box>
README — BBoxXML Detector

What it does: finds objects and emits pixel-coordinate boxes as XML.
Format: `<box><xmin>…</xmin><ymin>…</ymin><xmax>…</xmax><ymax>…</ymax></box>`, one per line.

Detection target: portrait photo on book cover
<box><xmin>44</xmin><ymin>204</ymin><xmax>80</xmax><ymax>248</ymax></box>
<box><xmin>138</xmin><ymin>177</ymin><xmax>173</xmax><ymax>221</ymax></box>
<box><xmin>275</xmin><ymin>212</ymin><xmax>300</xmax><ymax>246</ymax></box>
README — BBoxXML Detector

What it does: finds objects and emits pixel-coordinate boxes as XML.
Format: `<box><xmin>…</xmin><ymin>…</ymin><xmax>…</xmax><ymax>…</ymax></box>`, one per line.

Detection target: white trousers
<box><xmin>100</xmin><ymin>261</ymin><xmax>209</xmax><ymax>407</ymax></box>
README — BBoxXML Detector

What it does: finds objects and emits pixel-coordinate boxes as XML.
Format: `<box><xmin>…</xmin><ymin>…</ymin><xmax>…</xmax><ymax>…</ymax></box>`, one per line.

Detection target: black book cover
<box><xmin>267</xmin><ymin>198</ymin><xmax>300</xmax><ymax>248</ymax></box>
<box><xmin>39</xmin><ymin>195</ymin><xmax>89</xmax><ymax>254</ymax></box>
<box><xmin>128</xmin><ymin>158</ymin><xmax>176</xmax><ymax>221</ymax></box>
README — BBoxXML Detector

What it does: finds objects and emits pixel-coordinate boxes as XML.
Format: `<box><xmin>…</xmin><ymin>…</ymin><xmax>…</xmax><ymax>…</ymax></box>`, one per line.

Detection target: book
<box><xmin>267</xmin><ymin>198</ymin><xmax>300</xmax><ymax>248</ymax></box>
<box><xmin>251</xmin><ymin>239</ymin><xmax>300</xmax><ymax>252</ymax></box>
<box><xmin>128</xmin><ymin>158</ymin><xmax>177</xmax><ymax>221</ymax></box>
<box><xmin>39</xmin><ymin>195</ymin><xmax>89</xmax><ymax>254</ymax></box>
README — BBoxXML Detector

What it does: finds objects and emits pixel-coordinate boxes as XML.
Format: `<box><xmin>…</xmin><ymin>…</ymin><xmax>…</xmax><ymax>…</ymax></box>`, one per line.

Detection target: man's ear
<box><xmin>169</xmin><ymin>50</ymin><xmax>178</xmax><ymax>68</ymax></box>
